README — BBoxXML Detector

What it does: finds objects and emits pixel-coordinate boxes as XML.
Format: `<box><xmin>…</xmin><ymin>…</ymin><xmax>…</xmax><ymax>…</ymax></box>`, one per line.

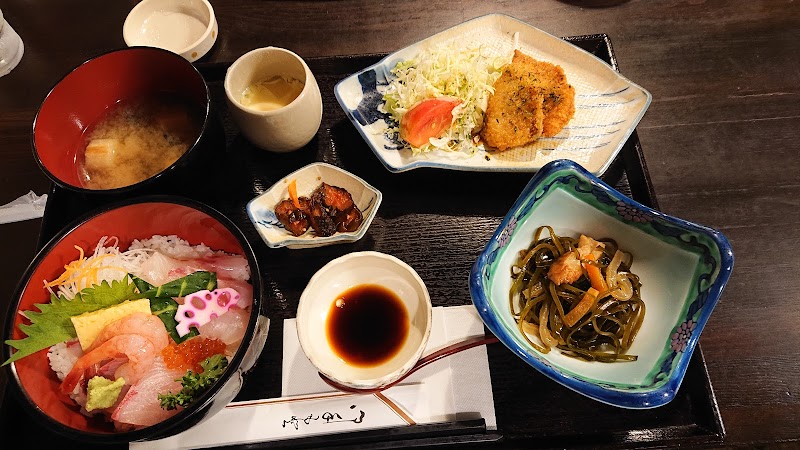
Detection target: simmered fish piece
<box><xmin>273</xmin><ymin>182</ymin><xmax>364</xmax><ymax>238</ymax></box>
<box><xmin>336</xmin><ymin>206</ymin><xmax>363</xmax><ymax>232</ymax></box>
<box><xmin>308</xmin><ymin>183</ymin><xmax>357</xmax><ymax>237</ymax></box>
<box><xmin>274</xmin><ymin>198</ymin><xmax>310</xmax><ymax>236</ymax></box>
<box><xmin>312</xmin><ymin>183</ymin><xmax>355</xmax><ymax>211</ymax></box>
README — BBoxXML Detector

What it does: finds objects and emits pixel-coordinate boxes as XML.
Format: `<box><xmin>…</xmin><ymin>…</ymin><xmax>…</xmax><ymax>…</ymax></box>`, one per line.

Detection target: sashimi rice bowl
<box><xmin>2</xmin><ymin>198</ymin><xmax>267</xmax><ymax>443</ymax></box>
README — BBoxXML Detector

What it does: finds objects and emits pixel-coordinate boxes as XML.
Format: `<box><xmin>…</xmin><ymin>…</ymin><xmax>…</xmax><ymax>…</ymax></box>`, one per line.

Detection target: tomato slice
<box><xmin>399</xmin><ymin>98</ymin><xmax>461</xmax><ymax>148</ymax></box>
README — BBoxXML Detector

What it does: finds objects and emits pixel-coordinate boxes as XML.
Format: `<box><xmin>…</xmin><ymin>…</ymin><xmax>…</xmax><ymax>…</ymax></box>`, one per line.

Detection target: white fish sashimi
<box><xmin>134</xmin><ymin>251</ymin><xmax>250</xmax><ymax>286</ymax></box>
<box><xmin>197</xmin><ymin>254</ymin><xmax>251</xmax><ymax>281</ymax></box>
<box><xmin>197</xmin><ymin>306</ymin><xmax>249</xmax><ymax>353</ymax></box>
<box><xmin>133</xmin><ymin>251</ymin><xmax>254</xmax><ymax>307</ymax></box>
<box><xmin>133</xmin><ymin>251</ymin><xmax>191</xmax><ymax>286</ymax></box>
<box><xmin>112</xmin><ymin>356</ymin><xmax>184</xmax><ymax>429</ymax></box>
<box><xmin>217</xmin><ymin>277</ymin><xmax>254</xmax><ymax>309</ymax></box>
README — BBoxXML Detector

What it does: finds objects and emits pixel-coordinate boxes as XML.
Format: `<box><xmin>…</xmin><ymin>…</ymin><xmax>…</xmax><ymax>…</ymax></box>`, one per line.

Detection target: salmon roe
<box><xmin>162</xmin><ymin>337</ymin><xmax>227</xmax><ymax>373</ymax></box>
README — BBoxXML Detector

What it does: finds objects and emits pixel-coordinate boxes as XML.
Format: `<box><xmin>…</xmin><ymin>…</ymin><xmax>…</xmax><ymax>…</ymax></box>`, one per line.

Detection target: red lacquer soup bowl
<box><xmin>33</xmin><ymin>47</ymin><xmax>222</xmax><ymax>196</ymax></box>
<box><xmin>2</xmin><ymin>196</ymin><xmax>267</xmax><ymax>444</ymax></box>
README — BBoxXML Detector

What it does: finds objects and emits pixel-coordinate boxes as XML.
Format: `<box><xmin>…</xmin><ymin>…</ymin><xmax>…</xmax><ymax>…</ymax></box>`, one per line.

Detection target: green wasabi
<box><xmin>85</xmin><ymin>376</ymin><xmax>125</xmax><ymax>412</ymax></box>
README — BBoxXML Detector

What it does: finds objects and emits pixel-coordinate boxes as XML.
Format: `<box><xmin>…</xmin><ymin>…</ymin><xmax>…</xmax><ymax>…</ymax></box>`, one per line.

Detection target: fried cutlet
<box><xmin>480</xmin><ymin>64</ymin><xmax>546</xmax><ymax>151</ymax></box>
<box><xmin>524</xmin><ymin>53</ymin><xmax>576</xmax><ymax>138</ymax></box>
<box><xmin>480</xmin><ymin>50</ymin><xmax>575</xmax><ymax>151</ymax></box>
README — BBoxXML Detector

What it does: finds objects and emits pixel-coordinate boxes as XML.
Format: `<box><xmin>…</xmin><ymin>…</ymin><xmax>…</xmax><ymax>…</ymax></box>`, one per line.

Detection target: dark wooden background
<box><xmin>0</xmin><ymin>0</ymin><xmax>798</xmax><ymax>448</ymax></box>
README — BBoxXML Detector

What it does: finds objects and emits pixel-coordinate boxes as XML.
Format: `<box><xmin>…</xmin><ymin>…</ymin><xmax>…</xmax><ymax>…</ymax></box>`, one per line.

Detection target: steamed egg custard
<box><xmin>240</xmin><ymin>75</ymin><xmax>305</xmax><ymax>112</ymax></box>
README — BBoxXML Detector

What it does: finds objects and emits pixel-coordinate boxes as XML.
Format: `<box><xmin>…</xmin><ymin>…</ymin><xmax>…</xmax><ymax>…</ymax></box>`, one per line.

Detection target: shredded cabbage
<box><xmin>382</xmin><ymin>42</ymin><xmax>509</xmax><ymax>155</ymax></box>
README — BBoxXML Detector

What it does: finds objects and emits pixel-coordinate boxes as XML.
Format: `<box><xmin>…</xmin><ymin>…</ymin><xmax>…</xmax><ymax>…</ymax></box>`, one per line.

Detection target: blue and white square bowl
<box><xmin>469</xmin><ymin>159</ymin><xmax>734</xmax><ymax>408</ymax></box>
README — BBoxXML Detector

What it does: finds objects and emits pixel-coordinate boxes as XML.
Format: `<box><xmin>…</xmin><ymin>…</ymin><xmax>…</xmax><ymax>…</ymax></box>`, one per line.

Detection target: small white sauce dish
<box><xmin>246</xmin><ymin>162</ymin><xmax>382</xmax><ymax>249</ymax></box>
<box><xmin>224</xmin><ymin>46</ymin><xmax>323</xmax><ymax>152</ymax></box>
<box><xmin>296</xmin><ymin>251</ymin><xmax>433</xmax><ymax>391</ymax></box>
<box><xmin>123</xmin><ymin>0</ymin><xmax>218</xmax><ymax>63</ymax></box>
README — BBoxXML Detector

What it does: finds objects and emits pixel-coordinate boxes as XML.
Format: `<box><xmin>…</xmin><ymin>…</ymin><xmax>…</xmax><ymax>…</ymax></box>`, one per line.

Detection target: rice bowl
<box><xmin>2</xmin><ymin>196</ymin><xmax>268</xmax><ymax>443</ymax></box>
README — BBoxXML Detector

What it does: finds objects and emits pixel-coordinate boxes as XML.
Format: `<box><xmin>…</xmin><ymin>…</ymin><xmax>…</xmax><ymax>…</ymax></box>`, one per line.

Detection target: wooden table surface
<box><xmin>0</xmin><ymin>0</ymin><xmax>797</xmax><ymax>448</ymax></box>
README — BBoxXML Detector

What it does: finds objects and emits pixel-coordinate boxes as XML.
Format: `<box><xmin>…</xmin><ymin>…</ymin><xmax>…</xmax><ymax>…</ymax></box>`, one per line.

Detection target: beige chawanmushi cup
<box><xmin>224</xmin><ymin>46</ymin><xmax>323</xmax><ymax>152</ymax></box>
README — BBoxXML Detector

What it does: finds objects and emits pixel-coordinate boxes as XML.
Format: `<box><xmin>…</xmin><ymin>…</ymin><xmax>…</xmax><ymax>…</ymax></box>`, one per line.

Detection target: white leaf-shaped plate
<box><xmin>334</xmin><ymin>13</ymin><xmax>651</xmax><ymax>175</ymax></box>
<box><xmin>246</xmin><ymin>162</ymin><xmax>382</xmax><ymax>249</ymax></box>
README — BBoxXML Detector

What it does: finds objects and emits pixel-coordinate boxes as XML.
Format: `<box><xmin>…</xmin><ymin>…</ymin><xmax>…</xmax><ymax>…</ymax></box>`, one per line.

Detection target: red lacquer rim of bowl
<box><xmin>1</xmin><ymin>195</ymin><xmax>262</xmax><ymax>443</ymax></box>
<box><xmin>31</xmin><ymin>46</ymin><xmax>212</xmax><ymax>196</ymax></box>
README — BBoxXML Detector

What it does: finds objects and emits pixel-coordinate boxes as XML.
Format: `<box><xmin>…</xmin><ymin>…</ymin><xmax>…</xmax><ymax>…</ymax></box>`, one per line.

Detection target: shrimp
<box><xmin>577</xmin><ymin>235</ymin><xmax>604</xmax><ymax>259</ymax></box>
<box><xmin>547</xmin><ymin>251</ymin><xmax>582</xmax><ymax>285</ymax></box>
<box><xmin>88</xmin><ymin>312</ymin><xmax>170</xmax><ymax>352</ymax></box>
<box><xmin>60</xmin><ymin>334</ymin><xmax>156</xmax><ymax>398</ymax></box>
<box><xmin>547</xmin><ymin>235</ymin><xmax>606</xmax><ymax>285</ymax></box>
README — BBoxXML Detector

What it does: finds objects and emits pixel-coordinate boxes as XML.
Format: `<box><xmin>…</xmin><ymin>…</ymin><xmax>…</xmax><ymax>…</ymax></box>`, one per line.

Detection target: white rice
<box><xmin>48</xmin><ymin>340</ymin><xmax>94</xmax><ymax>417</ymax></box>
<box><xmin>47</xmin><ymin>339</ymin><xmax>83</xmax><ymax>381</ymax></box>
<box><xmin>129</xmin><ymin>234</ymin><xmax>222</xmax><ymax>260</ymax></box>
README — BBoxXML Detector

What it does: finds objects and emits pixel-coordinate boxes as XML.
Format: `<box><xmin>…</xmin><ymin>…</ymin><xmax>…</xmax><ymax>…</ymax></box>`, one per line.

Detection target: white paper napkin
<box><xmin>133</xmin><ymin>305</ymin><xmax>495</xmax><ymax>449</ymax></box>
<box><xmin>283</xmin><ymin>304</ymin><xmax>496</xmax><ymax>427</ymax></box>
<box><xmin>0</xmin><ymin>191</ymin><xmax>47</xmax><ymax>224</ymax></box>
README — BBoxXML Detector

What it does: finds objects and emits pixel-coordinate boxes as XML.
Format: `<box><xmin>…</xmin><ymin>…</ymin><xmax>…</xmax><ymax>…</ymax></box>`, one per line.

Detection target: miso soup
<box><xmin>78</xmin><ymin>93</ymin><xmax>203</xmax><ymax>190</ymax></box>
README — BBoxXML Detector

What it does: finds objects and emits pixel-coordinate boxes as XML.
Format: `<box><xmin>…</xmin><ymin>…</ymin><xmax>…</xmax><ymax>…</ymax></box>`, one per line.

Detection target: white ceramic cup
<box><xmin>224</xmin><ymin>47</ymin><xmax>323</xmax><ymax>153</ymax></box>
<box><xmin>122</xmin><ymin>0</ymin><xmax>219</xmax><ymax>63</ymax></box>
<box><xmin>296</xmin><ymin>251</ymin><xmax>433</xmax><ymax>391</ymax></box>
<box><xmin>0</xmin><ymin>9</ymin><xmax>24</xmax><ymax>77</ymax></box>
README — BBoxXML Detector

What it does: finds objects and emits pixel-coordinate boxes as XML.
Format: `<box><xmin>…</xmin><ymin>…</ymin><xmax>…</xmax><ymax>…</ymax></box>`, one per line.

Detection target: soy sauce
<box><xmin>326</xmin><ymin>284</ymin><xmax>409</xmax><ymax>367</ymax></box>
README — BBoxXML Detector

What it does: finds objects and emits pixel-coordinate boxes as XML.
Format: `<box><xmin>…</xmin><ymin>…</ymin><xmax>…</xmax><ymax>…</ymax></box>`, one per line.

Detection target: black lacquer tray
<box><xmin>0</xmin><ymin>35</ymin><xmax>724</xmax><ymax>449</ymax></box>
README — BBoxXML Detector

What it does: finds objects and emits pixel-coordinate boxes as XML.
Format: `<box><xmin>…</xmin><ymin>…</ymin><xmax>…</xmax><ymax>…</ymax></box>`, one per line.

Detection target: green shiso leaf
<box><xmin>2</xmin><ymin>276</ymin><xmax>138</xmax><ymax>366</ymax></box>
<box><xmin>3</xmin><ymin>271</ymin><xmax>219</xmax><ymax>366</ymax></box>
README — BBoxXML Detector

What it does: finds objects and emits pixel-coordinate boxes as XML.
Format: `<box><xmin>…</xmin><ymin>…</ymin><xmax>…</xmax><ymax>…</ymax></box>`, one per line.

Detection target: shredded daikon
<box><xmin>382</xmin><ymin>41</ymin><xmax>509</xmax><ymax>155</ymax></box>
<box><xmin>44</xmin><ymin>236</ymin><xmax>155</xmax><ymax>300</ymax></box>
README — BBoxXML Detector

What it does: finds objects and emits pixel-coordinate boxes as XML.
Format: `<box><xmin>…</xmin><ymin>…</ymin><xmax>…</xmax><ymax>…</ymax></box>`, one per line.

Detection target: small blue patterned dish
<box><xmin>469</xmin><ymin>159</ymin><xmax>734</xmax><ymax>409</ymax></box>
<box><xmin>246</xmin><ymin>162</ymin><xmax>382</xmax><ymax>249</ymax></box>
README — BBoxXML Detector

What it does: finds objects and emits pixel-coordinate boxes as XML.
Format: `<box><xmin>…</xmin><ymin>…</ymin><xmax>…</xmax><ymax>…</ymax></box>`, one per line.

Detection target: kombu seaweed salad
<box><xmin>509</xmin><ymin>226</ymin><xmax>646</xmax><ymax>362</ymax></box>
